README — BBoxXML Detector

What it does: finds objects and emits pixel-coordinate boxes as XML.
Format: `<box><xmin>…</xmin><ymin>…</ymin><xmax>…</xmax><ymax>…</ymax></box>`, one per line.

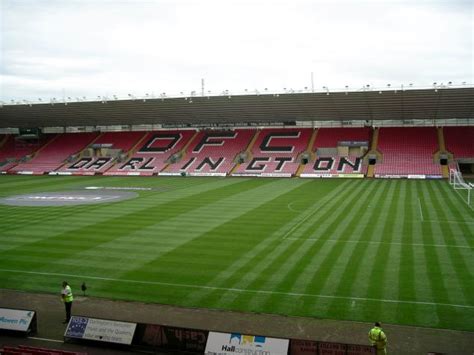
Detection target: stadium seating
<box><xmin>232</xmin><ymin>128</ymin><xmax>312</xmax><ymax>177</ymax></box>
<box><xmin>313</xmin><ymin>127</ymin><xmax>371</xmax><ymax>147</ymax></box>
<box><xmin>164</xmin><ymin>129</ymin><xmax>254</xmax><ymax>176</ymax></box>
<box><xmin>105</xmin><ymin>130</ymin><xmax>196</xmax><ymax>175</ymax></box>
<box><xmin>0</xmin><ymin>134</ymin><xmax>55</xmax><ymax>172</ymax></box>
<box><xmin>9</xmin><ymin>133</ymin><xmax>99</xmax><ymax>174</ymax></box>
<box><xmin>444</xmin><ymin>126</ymin><xmax>474</xmax><ymax>158</ymax></box>
<box><xmin>301</xmin><ymin>128</ymin><xmax>371</xmax><ymax>177</ymax></box>
<box><xmin>58</xmin><ymin>131</ymin><xmax>147</xmax><ymax>175</ymax></box>
<box><xmin>0</xmin><ymin>127</ymin><xmax>462</xmax><ymax>178</ymax></box>
<box><xmin>93</xmin><ymin>131</ymin><xmax>147</xmax><ymax>152</ymax></box>
<box><xmin>374</xmin><ymin>127</ymin><xmax>441</xmax><ymax>177</ymax></box>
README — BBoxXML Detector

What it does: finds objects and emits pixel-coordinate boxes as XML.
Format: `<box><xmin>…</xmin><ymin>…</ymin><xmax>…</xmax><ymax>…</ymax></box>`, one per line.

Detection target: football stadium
<box><xmin>1</xmin><ymin>1</ymin><xmax>474</xmax><ymax>354</ymax></box>
<box><xmin>0</xmin><ymin>85</ymin><xmax>473</xmax><ymax>354</ymax></box>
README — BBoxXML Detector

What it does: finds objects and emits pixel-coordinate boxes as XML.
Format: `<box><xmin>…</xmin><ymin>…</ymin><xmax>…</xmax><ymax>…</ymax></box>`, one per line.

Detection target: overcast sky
<box><xmin>0</xmin><ymin>0</ymin><xmax>472</xmax><ymax>102</ymax></box>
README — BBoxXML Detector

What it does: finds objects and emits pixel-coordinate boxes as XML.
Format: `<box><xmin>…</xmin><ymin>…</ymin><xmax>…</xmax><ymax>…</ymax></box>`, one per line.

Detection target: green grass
<box><xmin>0</xmin><ymin>175</ymin><xmax>473</xmax><ymax>331</ymax></box>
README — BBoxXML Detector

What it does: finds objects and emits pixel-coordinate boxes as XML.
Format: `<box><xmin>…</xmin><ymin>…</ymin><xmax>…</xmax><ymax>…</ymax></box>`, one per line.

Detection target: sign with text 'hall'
<box><xmin>205</xmin><ymin>331</ymin><xmax>289</xmax><ymax>355</ymax></box>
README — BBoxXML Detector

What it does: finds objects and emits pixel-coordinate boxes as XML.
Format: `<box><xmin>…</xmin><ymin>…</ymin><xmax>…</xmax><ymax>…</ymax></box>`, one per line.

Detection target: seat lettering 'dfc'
<box><xmin>259</xmin><ymin>131</ymin><xmax>300</xmax><ymax>153</ymax></box>
<box><xmin>68</xmin><ymin>158</ymin><xmax>111</xmax><ymax>170</ymax></box>
<box><xmin>139</xmin><ymin>133</ymin><xmax>182</xmax><ymax>153</ymax></box>
<box><xmin>192</xmin><ymin>132</ymin><xmax>237</xmax><ymax>153</ymax></box>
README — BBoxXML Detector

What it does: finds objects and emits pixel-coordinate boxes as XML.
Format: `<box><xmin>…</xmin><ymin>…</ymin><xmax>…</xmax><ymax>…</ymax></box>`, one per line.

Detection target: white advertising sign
<box><xmin>158</xmin><ymin>172</ymin><xmax>182</xmax><ymax>176</ymax></box>
<box><xmin>65</xmin><ymin>316</ymin><xmax>137</xmax><ymax>345</ymax></box>
<box><xmin>189</xmin><ymin>172</ymin><xmax>227</xmax><ymax>177</ymax></box>
<box><xmin>260</xmin><ymin>173</ymin><xmax>292</xmax><ymax>178</ymax></box>
<box><xmin>0</xmin><ymin>308</ymin><xmax>35</xmax><ymax>332</ymax></box>
<box><xmin>205</xmin><ymin>331</ymin><xmax>289</xmax><ymax>355</ymax></box>
<box><xmin>408</xmin><ymin>174</ymin><xmax>426</xmax><ymax>179</ymax></box>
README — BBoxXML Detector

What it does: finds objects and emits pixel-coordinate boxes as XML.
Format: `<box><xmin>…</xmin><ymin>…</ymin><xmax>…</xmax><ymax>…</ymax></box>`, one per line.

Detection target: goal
<box><xmin>449</xmin><ymin>169</ymin><xmax>472</xmax><ymax>207</ymax></box>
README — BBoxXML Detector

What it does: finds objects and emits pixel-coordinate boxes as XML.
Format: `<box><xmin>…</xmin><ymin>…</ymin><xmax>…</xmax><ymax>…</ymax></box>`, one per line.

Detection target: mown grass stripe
<box><xmin>418</xmin><ymin>181</ymin><xmax>453</xmax><ymax>328</ymax></box>
<box><xmin>280</xmin><ymin>180</ymin><xmax>374</xmax><ymax>318</ymax></box>
<box><xmin>426</xmin><ymin>182</ymin><xmax>473</xmax><ymax>303</ymax></box>
<box><xmin>0</xmin><ymin>178</ymin><xmax>262</xmax><ymax>274</ymax></box>
<box><xmin>301</xmin><ymin>180</ymin><xmax>383</xmax><ymax>318</ymax></box>
<box><xmin>246</xmin><ymin>180</ymin><xmax>381</xmax><ymax>313</ymax></box>
<box><xmin>74</xmin><ymin>179</ymin><xmax>311</xmax><ymax>278</ymax></box>
<box><xmin>361</xmin><ymin>180</ymin><xmax>398</xmax><ymax>321</ymax></box>
<box><xmin>181</xmin><ymin>180</ymin><xmax>356</xmax><ymax>308</ymax></box>
<box><xmin>394</xmin><ymin>182</ymin><xmax>417</xmax><ymax>325</ymax></box>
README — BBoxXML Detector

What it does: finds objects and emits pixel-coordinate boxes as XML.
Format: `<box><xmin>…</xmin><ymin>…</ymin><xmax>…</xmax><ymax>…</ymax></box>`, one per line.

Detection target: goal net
<box><xmin>449</xmin><ymin>169</ymin><xmax>472</xmax><ymax>207</ymax></box>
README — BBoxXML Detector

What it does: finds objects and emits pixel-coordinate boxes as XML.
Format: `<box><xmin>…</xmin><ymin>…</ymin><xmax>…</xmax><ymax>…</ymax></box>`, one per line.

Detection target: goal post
<box><xmin>449</xmin><ymin>169</ymin><xmax>472</xmax><ymax>207</ymax></box>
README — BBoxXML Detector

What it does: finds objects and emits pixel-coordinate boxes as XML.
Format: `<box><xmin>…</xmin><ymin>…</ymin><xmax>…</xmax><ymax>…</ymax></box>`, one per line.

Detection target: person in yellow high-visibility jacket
<box><xmin>61</xmin><ymin>281</ymin><xmax>74</xmax><ymax>324</ymax></box>
<box><xmin>368</xmin><ymin>322</ymin><xmax>387</xmax><ymax>355</ymax></box>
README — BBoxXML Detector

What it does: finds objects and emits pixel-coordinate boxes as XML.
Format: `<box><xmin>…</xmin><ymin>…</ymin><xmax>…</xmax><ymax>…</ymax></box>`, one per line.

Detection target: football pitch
<box><xmin>0</xmin><ymin>175</ymin><xmax>473</xmax><ymax>332</ymax></box>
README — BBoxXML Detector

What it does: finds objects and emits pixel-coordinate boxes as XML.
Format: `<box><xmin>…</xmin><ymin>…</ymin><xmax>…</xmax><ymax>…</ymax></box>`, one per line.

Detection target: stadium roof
<box><xmin>1</xmin><ymin>87</ymin><xmax>473</xmax><ymax>128</ymax></box>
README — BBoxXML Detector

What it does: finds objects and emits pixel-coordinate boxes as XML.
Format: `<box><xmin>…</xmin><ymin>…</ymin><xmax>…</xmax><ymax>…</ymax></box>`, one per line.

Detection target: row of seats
<box><xmin>0</xmin><ymin>345</ymin><xmax>86</xmax><ymax>355</ymax></box>
<box><xmin>444</xmin><ymin>126</ymin><xmax>474</xmax><ymax>158</ymax></box>
<box><xmin>8</xmin><ymin>133</ymin><xmax>98</xmax><ymax>174</ymax></box>
<box><xmin>374</xmin><ymin>127</ymin><xmax>442</xmax><ymax>176</ymax></box>
<box><xmin>0</xmin><ymin>127</ymin><xmax>472</xmax><ymax>177</ymax></box>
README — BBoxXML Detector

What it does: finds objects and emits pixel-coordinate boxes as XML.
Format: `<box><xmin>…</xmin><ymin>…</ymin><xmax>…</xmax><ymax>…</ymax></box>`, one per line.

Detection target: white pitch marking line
<box><xmin>418</xmin><ymin>197</ymin><xmax>424</xmax><ymax>222</ymax></box>
<box><xmin>423</xmin><ymin>219</ymin><xmax>474</xmax><ymax>225</ymax></box>
<box><xmin>287</xmin><ymin>201</ymin><xmax>302</xmax><ymax>213</ymax></box>
<box><xmin>28</xmin><ymin>337</ymin><xmax>63</xmax><ymax>343</ymax></box>
<box><xmin>0</xmin><ymin>268</ymin><xmax>473</xmax><ymax>310</ymax></box>
<box><xmin>284</xmin><ymin>238</ymin><xmax>472</xmax><ymax>249</ymax></box>
<box><xmin>282</xmin><ymin>208</ymin><xmax>319</xmax><ymax>239</ymax></box>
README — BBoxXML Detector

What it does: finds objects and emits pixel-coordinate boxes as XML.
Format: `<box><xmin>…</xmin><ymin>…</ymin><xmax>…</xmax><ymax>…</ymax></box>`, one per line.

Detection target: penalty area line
<box><xmin>284</xmin><ymin>238</ymin><xmax>472</xmax><ymax>249</ymax></box>
<box><xmin>0</xmin><ymin>268</ymin><xmax>473</xmax><ymax>310</ymax></box>
<box><xmin>418</xmin><ymin>198</ymin><xmax>424</xmax><ymax>222</ymax></box>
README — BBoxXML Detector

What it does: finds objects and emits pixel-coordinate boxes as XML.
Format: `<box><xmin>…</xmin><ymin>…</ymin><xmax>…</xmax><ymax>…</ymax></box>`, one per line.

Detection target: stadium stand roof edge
<box><xmin>0</xmin><ymin>87</ymin><xmax>473</xmax><ymax>128</ymax></box>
